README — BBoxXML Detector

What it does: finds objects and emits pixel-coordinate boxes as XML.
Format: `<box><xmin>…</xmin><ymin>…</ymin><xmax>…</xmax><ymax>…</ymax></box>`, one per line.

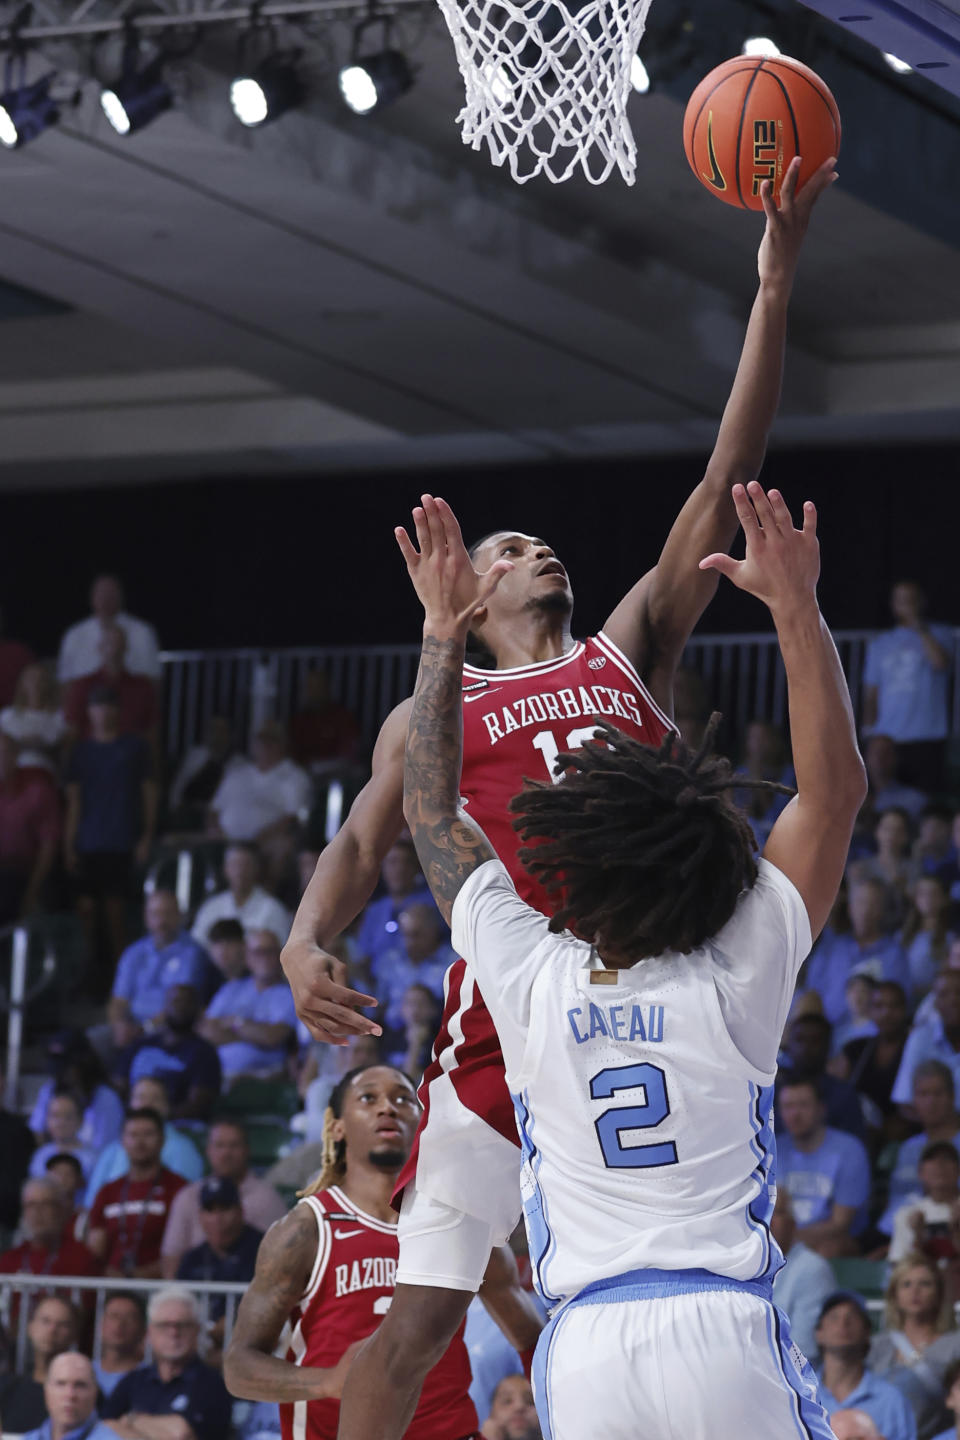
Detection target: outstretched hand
<box><xmin>757</xmin><ymin>154</ymin><xmax>837</xmax><ymax>289</ymax></box>
<box><xmin>699</xmin><ymin>481</ymin><xmax>819</xmax><ymax>614</ymax></box>
<box><xmin>396</xmin><ymin>494</ymin><xmax>513</xmax><ymax>639</ymax></box>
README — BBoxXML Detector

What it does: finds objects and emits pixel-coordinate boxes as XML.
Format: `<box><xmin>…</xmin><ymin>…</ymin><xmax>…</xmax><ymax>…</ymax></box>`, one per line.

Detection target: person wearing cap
<box><xmin>816</xmin><ymin>1292</ymin><xmax>917</xmax><ymax>1440</ymax></box>
<box><xmin>64</xmin><ymin>684</ymin><xmax>156</xmax><ymax>992</ymax></box>
<box><xmin>21</xmin><ymin>1351</ymin><xmax>117</xmax><ymax>1440</ymax></box>
<box><xmin>206</xmin><ymin>722</ymin><xmax>311</xmax><ymax>890</ymax></box>
<box><xmin>176</xmin><ymin>1178</ymin><xmax>263</xmax><ymax>1366</ymax></box>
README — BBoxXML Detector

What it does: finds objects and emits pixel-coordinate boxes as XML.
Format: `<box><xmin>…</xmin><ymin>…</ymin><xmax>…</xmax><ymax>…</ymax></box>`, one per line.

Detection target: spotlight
<box><xmin>339</xmin><ymin>46</ymin><xmax>412</xmax><ymax>115</ymax></box>
<box><xmin>101</xmin><ymin>56</ymin><xmax>172</xmax><ymax>135</ymax></box>
<box><xmin>882</xmin><ymin>51</ymin><xmax>912</xmax><ymax>73</ymax></box>
<box><xmin>0</xmin><ymin>69</ymin><xmax>59</xmax><ymax>149</ymax></box>
<box><xmin>630</xmin><ymin>53</ymin><xmax>650</xmax><ymax>93</ymax></box>
<box><xmin>230</xmin><ymin>53</ymin><xmax>302</xmax><ymax>127</ymax></box>
<box><xmin>742</xmin><ymin>35</ymin><xmax>781</xmax><ymax>57</ymax></box>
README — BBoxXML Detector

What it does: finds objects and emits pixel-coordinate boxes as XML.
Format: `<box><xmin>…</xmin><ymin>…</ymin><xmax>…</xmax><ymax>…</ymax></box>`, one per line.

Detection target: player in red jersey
<box><xmin>279</xmin><ymin>160</ymin><xmax>836</xmax><ymax>1440</ymax></box>
<box><xmin>224</xmin><ymin>1064</ymin><xmax>537</xmax><ymax>1439</ymax></box>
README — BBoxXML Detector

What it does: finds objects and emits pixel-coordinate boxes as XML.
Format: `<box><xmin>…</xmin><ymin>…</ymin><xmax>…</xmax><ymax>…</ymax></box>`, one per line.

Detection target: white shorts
<box><xmin>396</xmin><ymin>1181</ymin><xmax>499</xmax><ymax>1293</ymax></box>
<box><xmin>533</xmin><ymin>1279</ymin><xmax>833</xmax><ymax>1440</ymax></box>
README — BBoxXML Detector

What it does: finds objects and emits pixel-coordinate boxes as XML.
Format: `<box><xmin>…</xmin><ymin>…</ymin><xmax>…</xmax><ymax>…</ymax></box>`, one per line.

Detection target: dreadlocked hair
<box><xmin>508</xmin><ymin>714</ymin><xmax>794</xmax><ymax>959</ymax></box>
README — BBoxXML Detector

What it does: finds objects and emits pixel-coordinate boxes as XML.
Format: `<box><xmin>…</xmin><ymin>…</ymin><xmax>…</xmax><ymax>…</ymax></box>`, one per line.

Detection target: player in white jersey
<box><xmin>395</xmin><ymin>488</ymin><xmax>867</xmax><ymax>1439</ymax></box>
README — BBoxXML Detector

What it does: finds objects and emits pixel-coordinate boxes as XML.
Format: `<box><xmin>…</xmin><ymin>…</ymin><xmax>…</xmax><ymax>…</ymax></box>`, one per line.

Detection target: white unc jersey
<box><xmin>451</xmin><ymin>856</ymin><xmax>812</xmax><ymax>1312</ymax></box>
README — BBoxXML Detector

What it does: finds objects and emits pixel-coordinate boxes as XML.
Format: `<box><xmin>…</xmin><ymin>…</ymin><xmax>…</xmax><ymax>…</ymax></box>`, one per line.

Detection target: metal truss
<box><xmin>0</xmin><ymin>0</ymin><xmax>430</xmax><ymax>43</ymax></box>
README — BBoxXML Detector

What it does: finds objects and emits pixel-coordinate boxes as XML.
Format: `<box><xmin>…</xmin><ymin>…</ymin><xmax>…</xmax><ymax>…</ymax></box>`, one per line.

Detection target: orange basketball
<box><xmin>683</xmin><ymin>54</ymin><xmax>840</xmax><ymax>210</ymax></box>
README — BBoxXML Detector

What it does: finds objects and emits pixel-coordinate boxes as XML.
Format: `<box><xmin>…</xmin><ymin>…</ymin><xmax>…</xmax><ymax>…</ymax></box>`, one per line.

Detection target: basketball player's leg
<box><xmin>337</xmin><ymin>1184</ymin><xmax>494</xmax><ymax>1440</ymax></box>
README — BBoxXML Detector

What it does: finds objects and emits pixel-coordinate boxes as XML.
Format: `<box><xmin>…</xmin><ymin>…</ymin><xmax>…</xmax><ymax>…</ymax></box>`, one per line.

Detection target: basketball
<box><xmin>683</xmin><ymin>55</ymin><xmax>841</xmax><ymax>210</ymax></box>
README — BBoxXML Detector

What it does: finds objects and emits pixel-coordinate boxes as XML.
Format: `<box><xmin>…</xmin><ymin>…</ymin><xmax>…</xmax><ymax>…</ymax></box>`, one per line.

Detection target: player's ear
<box><xmin>331</xmin><ymin>1118</ymin><xmax>347</xmax><ymax>1145</ymax></box>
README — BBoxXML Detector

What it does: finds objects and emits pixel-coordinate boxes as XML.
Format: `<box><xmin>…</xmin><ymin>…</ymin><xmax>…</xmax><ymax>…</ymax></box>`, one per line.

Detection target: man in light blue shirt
<box><xmin>777</xmin><ymin>1077</ymin><xmax>871</xmax><ymax>1253</ymax></box>
<box><xmin>892</xmin><ymin>973</ymin><xmax>960</xmax><ymax>1110</ymax></box>
<box><xmin>371</xmin><ymin>902</ymin><xmax>456</xmax><ymax>1030</ymax></box>
<box><xmin>863</xmin><ymin>581</ymin><xmax>952</xmax><ymax>793</ymax></box>
<box><xmin>22</xmin><ymin>1352</ymin><xmax>117</xmax><ymax>1440</ymax></box>
<box><xmin>880</xmin><ymin>1059</ymin><xmax>960</xmax><ymax>1233</ymax></box>
<box><xmin>200</xmin><ymin>928</ymin><xmax>297</xmax><ymax>1080</ymax></box>
<box><xmin>815</xmin><ymin>1293</ymin><xmax>917</xmax><ymax>1440</ymax></box>
<box><xmin>109</xmin><ymin>889</ymin><xmax>215</xmax><ymax>1035</ymax></box>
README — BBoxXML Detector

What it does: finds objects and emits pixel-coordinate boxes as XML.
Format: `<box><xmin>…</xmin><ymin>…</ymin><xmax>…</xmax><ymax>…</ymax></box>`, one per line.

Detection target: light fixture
<box><xmin>0</xmin><ymin>60</ymin><xmax>59</xmax><ymax>150</ymax></box>
<box><xmin>101</xmin><ymin>40</ymin><xmax>172</xmax><ymax>136</ymax></box>
<box><xmin>339</xmin><ymin>18</ymin><xmax>413</xmax><ymax>115</ymax></box>
<box><xmin>882</xmin><ymin>51</ymin><xmax>912</xmax><ymax>73</ymax></box>
<box><xmin>230</xmin><ymin>51</ymin><xmax>302</xmax><ymax>127</ymax></box>
<box><xmin>630</xmin><ymin>53</ymin><xmax>650</xmax><ymax>93</ymax></box>
<box><xmin>742</xmin><ymin>35</ymin><xmax>781</xmax><ymax>57</ymax></box>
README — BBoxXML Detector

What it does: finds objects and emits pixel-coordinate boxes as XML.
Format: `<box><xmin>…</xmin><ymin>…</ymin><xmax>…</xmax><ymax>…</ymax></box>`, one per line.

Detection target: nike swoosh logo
<box><xmin>702</xmin><ymin>111</ymin><xmax>726</xmax><ymax>191</ymax></box>
<box><xmin>464</xmin><ymin>688</ymin><xmax>503</xmax><ymax>703</ymax></box>
<box><xmin>334</xmin><ymin>1228</ymin><xmax>364</xmax><ymax>1239</ymax></box>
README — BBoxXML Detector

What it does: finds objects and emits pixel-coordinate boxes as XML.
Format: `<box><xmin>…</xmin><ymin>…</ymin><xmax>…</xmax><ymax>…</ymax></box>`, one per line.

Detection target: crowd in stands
<box><xmin>0</xmin><ymin>571</ymin><xmax>957</xmax><ymax>1440</ymax></box>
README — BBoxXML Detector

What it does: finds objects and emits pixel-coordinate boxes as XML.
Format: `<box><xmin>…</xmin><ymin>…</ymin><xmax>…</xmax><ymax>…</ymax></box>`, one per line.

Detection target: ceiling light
<box><xmin>0</xmin><ymin>69</ymin><xmax>59</xmax><ymax>149</ymax></box>
<box><xmin>339</xmin><ymin>49</ymin><xmax>413</xmax><ymax>115</ymax></box>
<box><xmin>101</xmin><ymin>57</ymin><xmax>172</xmax><ymax>136</ymax></box>
<box><xmin>230</xmin><ymin>54</ymin><xmax>302</xmax><ymax>127</ymax></box>
<box><xmin>630</xmin><ymin>54</ymin><xmax>651</xmax><ymax>93</ymax></box>
<box><xmin>742</xmin><ymin>36</ymin><xmax>781</xmax><ymax>57</ymax></box>
<box><xmin>882</xmin><ymin>51</ymin><xmax>912</xmax><ymax>73</ymax></box>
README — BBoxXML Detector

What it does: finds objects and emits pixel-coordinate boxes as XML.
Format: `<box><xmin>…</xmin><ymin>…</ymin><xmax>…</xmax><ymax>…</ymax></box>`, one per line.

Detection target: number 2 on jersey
<box><xmin>590</xmin><ymin>1063</ymin><xmax>679</xmax><ymax>1170</ymax></box>
<box><xmin>532</xmin><ymin>727</ymin><xmax>602</xmax><ymax>783</ymax></box>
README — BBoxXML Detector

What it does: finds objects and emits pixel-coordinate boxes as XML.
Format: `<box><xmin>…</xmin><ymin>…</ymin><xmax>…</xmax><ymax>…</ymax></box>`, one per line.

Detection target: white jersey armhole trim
<box><xmin>593</xmin><ymin>631</ymin><xmax>679</xmax><ymax>737</ymax></box>
<box><xmin>297</xmin><ymin>1194</ymin><xmax>332</xmax><ymax>1305</ymax></box>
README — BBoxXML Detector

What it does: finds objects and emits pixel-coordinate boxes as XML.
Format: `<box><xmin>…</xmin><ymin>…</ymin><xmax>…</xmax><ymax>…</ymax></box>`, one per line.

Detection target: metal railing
<box><xmin>158</xmin><ymin>630</ymin><xmax>960</xmax><ymax>760</ymax></box>
<box><xmin>0</xmin><ymin>922</ymin><xmax>57</xmax><ymax>1111</ymax></box>
<box><xmin>0</xmin><ymin>1272</ymin><xmax>247</xmax><ymax>1373</ymax></box>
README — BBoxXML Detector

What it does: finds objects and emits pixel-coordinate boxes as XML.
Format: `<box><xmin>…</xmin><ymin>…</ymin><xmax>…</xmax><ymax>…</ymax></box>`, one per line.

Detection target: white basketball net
<box><xmin>435</xmin><ymin>0</ymin><xmax>653</xmax><ymax>184</ymax></box>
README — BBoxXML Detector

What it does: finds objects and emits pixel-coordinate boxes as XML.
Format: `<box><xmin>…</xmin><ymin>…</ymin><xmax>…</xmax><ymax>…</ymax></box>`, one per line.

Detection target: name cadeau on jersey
<box><xmin>478</xmin><ymin>684</ymin><xmax>648</xmax><ymax>746</ymax></box>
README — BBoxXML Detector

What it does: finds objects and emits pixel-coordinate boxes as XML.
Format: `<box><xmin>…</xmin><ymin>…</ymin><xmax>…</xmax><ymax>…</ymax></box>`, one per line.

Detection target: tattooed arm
<box><xmin>397</xmin><ymin>494</ymin><xmax>511</xmax><ymax>926</ymax></box>
<box><xmin>223</xmin><ymin>1206</ymin><xmax>361</xmax><ymax>1403</ymax></box>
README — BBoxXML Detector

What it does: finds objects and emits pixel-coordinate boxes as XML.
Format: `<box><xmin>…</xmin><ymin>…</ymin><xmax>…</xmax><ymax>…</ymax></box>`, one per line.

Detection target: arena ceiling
<box><xmin>1</xmin><ymin>0</ymin><xmax>959</xmax><ymax>489</ymax></box>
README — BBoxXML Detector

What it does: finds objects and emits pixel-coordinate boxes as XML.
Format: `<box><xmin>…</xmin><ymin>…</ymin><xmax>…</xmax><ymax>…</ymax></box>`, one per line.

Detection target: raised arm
<box><xmin>603</xmin><ymin>157</ymin><xmax>838</xmax><ymax>709</ymax></box>
<box><xmin>700</xmin><ymin>482</ymin><xmax>866</xmax><ymax>940</ymax></box>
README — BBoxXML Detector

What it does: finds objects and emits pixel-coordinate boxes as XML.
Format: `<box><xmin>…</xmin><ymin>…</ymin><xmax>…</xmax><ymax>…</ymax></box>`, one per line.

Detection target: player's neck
<box><xmin>486</xmin><ymin>612</ymin><xmax>573</xmax><ymax>670</ymax></box>
<box><xmin>340</xmin><ymin>1167</ymin><xmax>399</xmax><ymax>1224</ymax></box>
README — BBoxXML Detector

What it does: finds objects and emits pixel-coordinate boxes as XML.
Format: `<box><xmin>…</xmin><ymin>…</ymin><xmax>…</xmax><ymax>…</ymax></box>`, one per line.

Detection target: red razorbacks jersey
<box><xmin>460</xmin><ymin>631</ymin><xmax>675</xmax><ymax>911</ymax></box>
<box><xmin>280</xmin><ymin>1189</ymin><xmax>478</xmax><ymax>1440</ymax></box>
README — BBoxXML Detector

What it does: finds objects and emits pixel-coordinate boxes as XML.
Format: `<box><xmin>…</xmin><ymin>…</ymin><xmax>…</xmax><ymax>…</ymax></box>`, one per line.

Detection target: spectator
<box><xmin>207</xmin><ymin>722</ymin><xmax>311</xmax><ymax>888</ymax></box>
<box><xmin>86</xmin><ymin>1109</ymin><xmax>186</xmax><ymax>1277</ymax></box>
<box><xmin>93</xmin><ymin>1292</ymin><xmax>146</xmax><ymax>1399</ymax></box>
<box><xmin>57</xmin><ymin>576</ymin><xmax>160</xmax><ymax>684</ymax></box>
<box><xmin>935</xmin><ymin>1359</ymin><xmax>960</xmax><ymax>1440</ymax></box>
<box><xmin>893</xmin><ymin>974</ymin><xmax>960</xmax><ymax>1114</ymax></box>
<box><xmin>289</xmin><ymin>670</ymin><xmax>360</xmax><ymax>769</ymax></box>
<box><xmin>780</xmin><ymin>1013</ymin><xmax>867</xmax><ymax>1140</ymax></box>
<box><xmin>64</xmin><ymin>688</ymin><xmax>156</xmax><ymax>991</ymax></box>
<box><xmin>293</xmin><ymin>1031</ymin><xmax>382</xmax><ymax>1151</ymax></box>
<box><xmin>834</xmin><ymin>975</ymin><xmax>880</xmax><ymax>1056</ymax></box>
<box><xmin>381</xmin><ymin>983</ymin><xmax>440</xmax><ymax>1078</ymax></box>
<box><xmin>817</xmin><ymin>1292</ymin><xmax>917</xmax><ymax>1440</ymax></box>
<box><xmin>888</xmin><ymin>1144</ymin><xmax>960</xmax><ymax>1265</ymax></box>
<box><xmin>0</xmin><ymin>731</ymin><xmax>61</xmax><ymax>924</ymax></box>
<box><xmin>851</xmin><ymin>809</ymin><xmax>918</xmax><ymax>927</ymax></box>
<box><xmin>205</xmin><ymin>917</ymin><xmax>248</xmax><ymax>983</ymax></box>
<box><xmin>0</xmin><ymin>1177</ymin><xmax>100</xmax><ymax>1290</ymax></box>
<box><xmin>0</xmin><ymin>1298</ymin><xmax>78</xmax><ymax>1435</ymax></box>
<box><xmin>806</xmin><ymin>878</ymin><xmax>912</xmax><ymax>1026</ymax></box>
<box><xmin>28</xmin><ymin>1091</ymin><xmax>97</xmax><ymax>1181</ymax></box>
<box><xmin>917</xmin><ymin>810</ymin><xmax>956</xmax><ymax>878</ymax></box>
<box><xmin>169</xmin><ymin>716</ymin><xmax>242</xmax><ymax>817</ymax></box>
<box><xmin>837</xmin><ymin>982</ymin><xmax>911</xmax><ymax>1138</ymax></box>
<box><xmin>109</xmin><ymin>892</ymin><xmax>216</xmax><ymax>1041</ymax></box>
<box><xmin>733</xmin><ymin>719</ymin><xmax>794</xmax><ymax>846</ymax></box>
<box><xmin>44</xmin><ymin>1153</ymin><xmax>86</xmax><ymax>1214</ymax></box>
<box><xmin>882</xmin><ymin>1063</ymin><xmax>960</xmax><ymax>1239</ymax></box>
<box><xmin>832</xmin><ymin>1411</ymin><xmax>884</xmax><ymax>1439</ymax></box>
<box><xmin>776</xmin><ymin>1077</ymin><xmax>871</xmax><ymax>1257</ymax></box>
<box><xmin>117</xmin><ymin>986</ymin><xmax>222</xmax><ymax>1122</ymax></box>
<box><xmin>865</xmin><ymin>735</ymin><xmax>928</xmax><ymax>822</ymax></box>
<box><xmin>0</xmin><ymin>1073</ymin><xmax>36</xmax><ymax>1239</ymax></box>
<box><xmin>0</xmin><ymin>662</ymin><xmax>67</xmax><ymax>784</ymax></box>
<box><xmin>771</xmin><ymin>1188</ymin><xmax>837</xmax><ymax>1363</ymax></box>
<box><xmin>199</xmin><ymin>928</ymin><xmax>296</xmax><ymax>1084</ymax></box>
<box><xmin>161</xmin><ymin>1120</ymin><xmax>285</xmax><ymax>1276</ymax></box>
<box><xmin>481</xmin><ymin>1375</ymin><xmax>541</xmax><ymax>1440</ymax></box>
<box><xmin>0</xmin><ymin>603</ymin><xmax>34</xmax><ymax>708</ymax></box>
<box><xmin>30</xmin><ymin>1030</ymin><xmax>125</xmax><ymax>1150</ymax></box>
<box><xmin>175</xmin><ymin>1178</ymin><xmax>262</xmax><ymax>1363</ymax></box>
<box><xmin>23</xmin><ymin>1351</ymin><xmax>117</xmax><ymax>1440</ymax></box>
<box><xmin>83</xmin><ymin>1077</ymin><xmax>204</xmax><ymax>1208</ymax></box>
<box><xmin>902</xmin><ymin>877</ymin><xmax>955</xmax><ymax>1000</ymax></box>
<box><xmin>373</xmin><ymin>903</ymin><xmax>456</xmax><ymax>1033</ymax></box>
<box><xmin>63</xmin><ymin>623</ymin><xmax>157</xmax><ymax>745</ymax></box>
<box><xmin>870</xmin><ymin>1254</ymin><xmax>960</xmax><ymax>1439</ymax></box>
<box><xmin>100</xmin><ymin>1286</ymin><xmax>231</xmax><ymax>1440</ymax></box>
<box><xmin>191</xmin><ymin>844</ymin><xmax>291</xmax><ymax>948</ymax></box>
<box><xmin>863</xmin><ymin>580</ymin><xmax>952</xmax><ymax>794</ymax></box>
<box><xmin>355</xmin><ymin>837</ymin><xmax>438</xmax><ymax>976</ymax></box>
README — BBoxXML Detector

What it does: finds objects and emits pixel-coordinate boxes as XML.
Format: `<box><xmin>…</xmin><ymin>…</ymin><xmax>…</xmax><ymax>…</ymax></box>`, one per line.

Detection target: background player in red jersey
<box><xmin>223</xmin><ymin>1064</ymin><xmax>538</xmax><ymax>1440</ymax></box>
<box><xmin>281</xmin><ymin>162</ymin><xmax>835</xmax><ymax>1440</ymax></box>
